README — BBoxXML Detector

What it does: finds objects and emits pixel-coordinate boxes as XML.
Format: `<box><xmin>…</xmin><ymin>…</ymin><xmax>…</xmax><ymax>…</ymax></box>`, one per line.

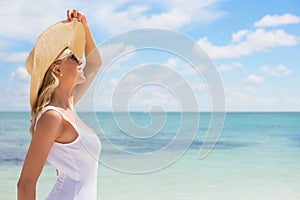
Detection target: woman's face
<box><xmin>53</xmin><ymin>50</ymin><xmax>86</xmax><ymax>85</ymax></box>
<box><xmin>62</xmin><ymin>52</ymin><xmax>86</xmax><ymax>85</ymax></box>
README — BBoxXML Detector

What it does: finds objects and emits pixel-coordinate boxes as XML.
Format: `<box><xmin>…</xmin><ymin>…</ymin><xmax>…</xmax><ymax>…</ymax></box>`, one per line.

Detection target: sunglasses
<box><xmin>53</xmin><ymin>52</ymin><xmax>80</xmax><ymax>65</ymax></box>
<box><xmin>69</xmin><ymin>53</ymin><xmax>80</xmax><ymax>64</ymax></box>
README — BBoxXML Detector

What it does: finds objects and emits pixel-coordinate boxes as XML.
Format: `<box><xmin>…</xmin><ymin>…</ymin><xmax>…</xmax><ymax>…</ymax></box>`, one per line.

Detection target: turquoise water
<box><xmin>0</xmin><ymin>112</ymin><xmax>300</xmax><ymax>199</ymax></box>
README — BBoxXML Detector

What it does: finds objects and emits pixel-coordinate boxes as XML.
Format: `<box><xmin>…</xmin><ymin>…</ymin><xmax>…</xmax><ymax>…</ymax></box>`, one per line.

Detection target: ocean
<box><xmin>0</xmin><ymin>112</ymin><xmax>299</xmax><ymax>200</ymax></box>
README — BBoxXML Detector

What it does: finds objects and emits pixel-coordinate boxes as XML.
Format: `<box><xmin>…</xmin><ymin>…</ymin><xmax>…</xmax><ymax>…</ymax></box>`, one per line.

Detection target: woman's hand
<box><xmin>69</xmin><ymin>9</ymin><xmax>102</xmax><ymax>104</ymax></box>
<box><xmin>67</xmin><ymin>9</ymin><xmax>88</xmax><ymax>27</ymax></box>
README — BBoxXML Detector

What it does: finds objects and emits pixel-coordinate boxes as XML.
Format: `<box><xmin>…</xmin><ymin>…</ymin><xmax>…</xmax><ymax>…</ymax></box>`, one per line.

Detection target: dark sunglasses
<box><xmin>53</xmin><ymin>52</ymin><xmax>80</xmax><ymax>65</ymax></box>
<box><xmin>69</xmin><ymin>53</ymin><xmax>80</xmax><ymax>64</ymax></box>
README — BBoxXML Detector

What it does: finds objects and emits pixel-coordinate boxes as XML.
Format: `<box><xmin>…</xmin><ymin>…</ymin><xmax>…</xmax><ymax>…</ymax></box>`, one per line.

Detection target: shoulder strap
<box><xmin>34</xmin><ymin>106</ymin><xmax>78</xmax><ymax>132</ymax></box>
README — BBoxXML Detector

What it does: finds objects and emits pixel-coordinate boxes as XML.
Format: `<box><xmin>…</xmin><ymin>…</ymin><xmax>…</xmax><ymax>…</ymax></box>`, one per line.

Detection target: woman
<box><xmin>17</xmin><ymin>10</ymin><xmax>102</xmax><ymax>200</ymax></box>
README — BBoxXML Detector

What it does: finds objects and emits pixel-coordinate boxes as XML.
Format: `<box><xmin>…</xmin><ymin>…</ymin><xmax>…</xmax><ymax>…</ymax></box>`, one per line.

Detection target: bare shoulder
<box><xmin>40</xmin><ymin>109</ymin><xmax>62</xmax><ymax>121</ymax></box>
<box><xmin>34</xmin><ymin>109</ymin><xmax>63</xmax><ymax>139</ymax></box>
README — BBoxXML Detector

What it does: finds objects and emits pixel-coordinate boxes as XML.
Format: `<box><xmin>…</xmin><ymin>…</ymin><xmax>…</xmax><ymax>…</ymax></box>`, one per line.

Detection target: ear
<box><xmin>50</xmin><ymin>64</ymin><xmax>61</xmax><ymax>76</ymax></box>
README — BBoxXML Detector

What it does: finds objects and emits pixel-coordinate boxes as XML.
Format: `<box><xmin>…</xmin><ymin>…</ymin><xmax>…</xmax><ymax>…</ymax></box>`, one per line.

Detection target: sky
<box><xmin>0</xmin><ymin>0</ymin><xmax>299</xmax><ymax>112</ymax></box>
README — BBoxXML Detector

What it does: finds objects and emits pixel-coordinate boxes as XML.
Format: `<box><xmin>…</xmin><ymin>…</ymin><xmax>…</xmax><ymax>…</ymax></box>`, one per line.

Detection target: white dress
<box><xmin>35</xmin><ymin>105</ymin><xmax>101</xmax><ymax>200</ymax></box>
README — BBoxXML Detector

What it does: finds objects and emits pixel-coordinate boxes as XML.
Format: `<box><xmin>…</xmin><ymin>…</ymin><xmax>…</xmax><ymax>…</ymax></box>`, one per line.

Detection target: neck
<box><xmin>51</xmin><ymin>83</ymin><xmax>74</xmax><ymax>110</ymax></box>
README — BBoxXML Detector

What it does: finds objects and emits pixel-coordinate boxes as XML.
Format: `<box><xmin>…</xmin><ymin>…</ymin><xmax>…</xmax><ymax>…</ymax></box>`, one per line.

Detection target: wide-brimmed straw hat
<box><xmin>26</xmin><ymin>19</ymin><xmax>86</xmax><ymax>110</ymax></box>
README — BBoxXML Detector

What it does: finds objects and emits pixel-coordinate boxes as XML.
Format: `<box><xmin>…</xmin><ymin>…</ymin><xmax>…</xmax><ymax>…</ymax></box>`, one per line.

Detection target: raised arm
<box><xmin>17</xmin><ymin>111</ymin><xmax>62</xmax><ymax>200</ymax></box>
<box><xmin>67</xmin><ymin>10</ymin><xmax>102</xmax><ymax>104</ymax></box>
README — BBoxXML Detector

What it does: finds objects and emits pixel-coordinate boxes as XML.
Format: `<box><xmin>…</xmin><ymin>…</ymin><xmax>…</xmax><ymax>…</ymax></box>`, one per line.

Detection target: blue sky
<box><xmin>0</xmin><ymin>0</ymin><xmax>299</xmax><ymax>111</ymax></box>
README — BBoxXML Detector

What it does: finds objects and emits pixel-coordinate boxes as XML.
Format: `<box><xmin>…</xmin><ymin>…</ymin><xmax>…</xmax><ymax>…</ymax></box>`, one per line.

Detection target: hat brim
<box><xmin>26</xmin><ymin>19</ymin><xmax>86</xmax><ymax>110</ymax></box>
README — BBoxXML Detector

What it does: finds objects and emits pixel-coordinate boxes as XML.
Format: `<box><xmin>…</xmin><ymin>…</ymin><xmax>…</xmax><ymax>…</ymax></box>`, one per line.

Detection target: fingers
<box><xmin>77</xmin><ymin>12</ymin><xmax>82</xmax><ymax>22</ymax></box>
<box><xmin>67</xmin><ymin>10</ymin><xmax>72</xmax><ymax>22</ymax></box>
<box><xmin>72</xmin><ymin>9</ymin><xmax>78</xmax><ymax>18</ymax></box>
<box><xmin>66</xmin><ymin>9</ymin><xmax>85</xmax><ymax>23</ymax></box>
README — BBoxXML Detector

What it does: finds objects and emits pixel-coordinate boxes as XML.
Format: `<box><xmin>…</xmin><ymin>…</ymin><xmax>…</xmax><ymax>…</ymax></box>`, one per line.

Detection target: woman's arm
<box><xmin>17</xmin><ymin>111</ymin><xmax>62</xmax><ymax>200</ymax></box>
<box><xmin>68</xmin><ymin>10</ymin><xmax>102</xmax><ymax>104</ymax></box>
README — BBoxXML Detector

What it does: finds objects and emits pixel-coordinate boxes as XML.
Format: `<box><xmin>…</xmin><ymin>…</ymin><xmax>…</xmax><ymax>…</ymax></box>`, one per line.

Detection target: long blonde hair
<box><xmin>29</xmin><ymin>68</ymin><xmax>59</xmax><ymax>134</ymax></box>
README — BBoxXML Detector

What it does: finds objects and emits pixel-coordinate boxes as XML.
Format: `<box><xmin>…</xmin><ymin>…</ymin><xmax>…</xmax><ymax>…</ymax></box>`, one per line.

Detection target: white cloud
<box><xmin>233</xmin><ymin>62</ymin><xmax>243</xmax><ymax>68</ymax></box>
<box><xmin>135</xmin><ymin>9</ymin><xmax>191</xmax><ymax>29</ymax></box>
<box><xmin>217</xmin><ymin>64</ymin><xmax>232</xmax><ymax>72</ymax></box>
<box><xmin>0</xmin><ymin>52</ymin><xmax>28</xmax><ymax>63</ymax></box>
<box><xmin>100</xmin><ymin>43</ymin><xmax>135</xmax><ymax>64</ymax></box>
<box><xmin>198</xmin><ymin>28</ymin><xmax>298</xmax><ymax>59</ymax></box>
<box><xmin>234</xmin><ymin>91</ymin><xmax>249</xmax><ymax>101</ymax></box>
<box><xmin>0</xmin><ymin>0</ymin><xmax>224</xmax><ymax>44</ymax></box>
<box><xmin>0</xmin><ymin>80</ymin><xmax>30</xmax><ymax>110</ymax></box>
<box><xmin>164</xmin><ymin>58</ymin><xmax>199</xmax><ymax>75</ymax></box>
<box><xmin>168</xmin><ymin>0</ymin><xmax>226</xmax><ymax>25</ymax></box>
<box><xmin>245</xmin><ymin>74</ymin><xmax>264</xmax><ymax>84</ymax></box>
<box><xmin>244</xmin><ymin>86</ymin><xmax>256</xmax><ymax>93</ymax></box>
<box><xmin>128</xmin><ymin>85</ymin><xmax>181</xmax><ymax>111</ymax></box>
<box><xmin>0</xmin><ymin>38</ymin><xmax>15</xmax><ymax>50</ymax></box>
<box><xmin>93</xmin><ymin>76</ymin><xmax>185</xmax><ymax>112</ymax></box>
<box><xmin>89</xmin><ymin>60</ymin><xmax>210</xmax><ymax>111</ymax></box>
<box><xmin>79</xmin><ymin>54</ymin><xmax>211</xmax><ymax>111</ymax></box>
<box><xmin>10</xmin><ymin>67</ymin><xmax>30</xmax><ymax>81</ymax></box>
<box><xmin>232</xmin><ymin>29</ymin><xmax>249</xmax><ymax>43</ymax></box>
<box><xmin>96</xmin><ymin>43</ymin><xmax>136</xmax><ymax>74</ymax></box>
<box><xmin>254</xmin><ymin>14</ymin><xmax>300</xmax><ymax>27</ymax></box>
<box><xmin>223</xmin><ymin>86</ymin><xmax>289</xmax><ymax>111</ymax></box>
<box><xmin>192</xmin><ymin>83</ymin><xmax>207</xmax><ymax>91</ymax></box>
<box><xmin>0</xmin><ymin>0</ymin><xmax>73</xmax><ymax>42</ymax></box>
<box><xmin>87</xmin><ymin>0</ymin><xmax>224</xmax><ymax>34</ymax></box>
<box><xmin>256</xmin><ymin>96</ymin><xmax>278</xmax><ymax>104</ymax></box>
<box><xmin>226</xmin><ymin>86</ymin><xmax>254</xmax><ymax>101</ymax></box>
<box><xmin>260</xmin><ymin>65</ymin><xmax>292</xmax><ymax>77</ymax></box>
<box><xmin>109</xmin><ymin>78</ymin><xmax>118</xmax><ymax>87</ymax></box>
<box><xmin>217</xmin><ymin>62</ymin><xmax>242</xmax><ymax>72</ymax></box>
<box><xmin>164</xmin><ymin>58</ymin><xmax>178</xmax><ymax>68</ymax></box>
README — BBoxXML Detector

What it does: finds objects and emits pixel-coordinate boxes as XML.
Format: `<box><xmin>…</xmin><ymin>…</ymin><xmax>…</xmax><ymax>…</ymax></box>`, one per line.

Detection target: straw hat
<box><xmin>26</xmin><ymin>19</ymin><xmax>86</xmax><ymax>110</ymax></box>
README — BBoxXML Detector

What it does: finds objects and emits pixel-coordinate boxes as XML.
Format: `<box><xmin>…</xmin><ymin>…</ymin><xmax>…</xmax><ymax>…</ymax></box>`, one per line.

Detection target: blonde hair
<box><xmin>29</xmin><ymin>68</ymin><xmax>59</xmax><ymax>134</ymax></box>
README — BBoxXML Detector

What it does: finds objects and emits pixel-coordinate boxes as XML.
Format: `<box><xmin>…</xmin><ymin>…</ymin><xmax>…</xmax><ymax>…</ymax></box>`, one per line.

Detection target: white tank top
<box><xmin>34</xmin><ymin>105</ymin><xmax>101</xmax><ymax>200</ymax></box>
